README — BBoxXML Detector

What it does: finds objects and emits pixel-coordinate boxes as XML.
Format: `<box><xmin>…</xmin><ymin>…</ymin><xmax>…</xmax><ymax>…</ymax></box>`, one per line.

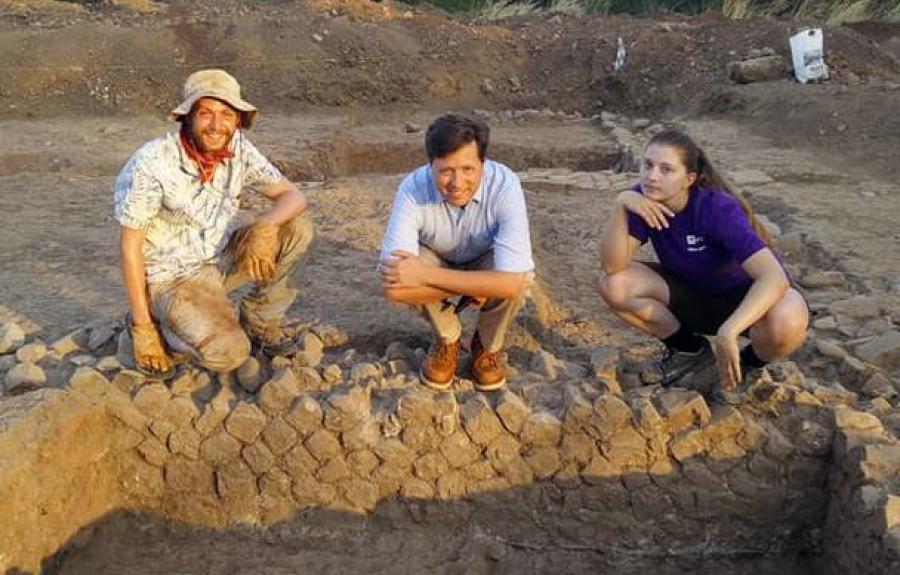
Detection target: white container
<box><xmin>789</xmin><ymin>27</ymin><xmax>829</xmax><ymax>84</ymax></box>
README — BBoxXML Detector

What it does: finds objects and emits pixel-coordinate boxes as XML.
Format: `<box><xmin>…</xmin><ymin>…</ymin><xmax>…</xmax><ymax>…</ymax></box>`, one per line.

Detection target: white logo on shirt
<box><xmin>686</xmin><ymin>234</ymin><xmax>707</xmax><ymax>252</ymax></box>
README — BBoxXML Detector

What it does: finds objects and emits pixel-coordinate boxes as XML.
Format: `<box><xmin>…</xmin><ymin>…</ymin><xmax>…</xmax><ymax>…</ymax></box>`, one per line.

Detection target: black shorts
<box><xmin>642</xmin><ymin>262</ymin><xmax>750</xmax><ymax>336</ymax></box>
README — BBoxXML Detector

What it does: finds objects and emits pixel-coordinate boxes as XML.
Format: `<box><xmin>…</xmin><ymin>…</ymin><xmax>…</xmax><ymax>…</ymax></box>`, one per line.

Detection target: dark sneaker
<box><xmin>420</xmin><ymin>339</ymin><xmax>460</xmax><ymax>390</ymax></box>
<box><xmin>641</xmin><ymin>341</ymin><xmax>715</xmax><ymax>387</ymax></box>
<box><xmin>470</xmin><ymin>333</ymin><xmax>507</xmax><ymax>391</ymax></box>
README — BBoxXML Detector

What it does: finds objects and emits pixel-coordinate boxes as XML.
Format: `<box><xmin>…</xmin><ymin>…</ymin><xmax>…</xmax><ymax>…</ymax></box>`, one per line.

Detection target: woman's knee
<box><xmin>598</xmin><ymin>271</ymin><xmax>632</xmax><ymax>307</ymax></box>
<box><xmin>757</xmin><ymin>300</ymin><xmax>809</xmax><ymax>351</ymax></box>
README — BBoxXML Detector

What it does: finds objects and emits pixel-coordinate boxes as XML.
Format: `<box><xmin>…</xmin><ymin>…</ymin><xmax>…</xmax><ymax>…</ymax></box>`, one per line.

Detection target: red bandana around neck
<box><xmin>179</xmin><ymin>125</ymin><xmax>235</xmax><ymax>183</ymax></box>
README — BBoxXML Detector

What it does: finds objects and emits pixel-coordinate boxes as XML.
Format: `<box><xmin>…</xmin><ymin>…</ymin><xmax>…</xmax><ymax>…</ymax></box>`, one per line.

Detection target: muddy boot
<box><xmin>470</xmin><ymin>332</ymin><xmax>507</xmax><ymax>392</ymax></box>
<box><xmin>245</xmin><ymin>325</ymin><xmax>301</xmax><ymax>358</ymax></box>
<box><xmin>420</xmin><ymin>338</ymin><xmax>460</xmax><ymax>390</ymax></box>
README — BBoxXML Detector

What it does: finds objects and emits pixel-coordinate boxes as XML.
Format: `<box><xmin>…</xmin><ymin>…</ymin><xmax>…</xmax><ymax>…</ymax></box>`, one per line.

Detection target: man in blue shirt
<box><xmin>380</xmin><ymin>114</ymin><xmax>534</xmax><ymax>391</ymax></box>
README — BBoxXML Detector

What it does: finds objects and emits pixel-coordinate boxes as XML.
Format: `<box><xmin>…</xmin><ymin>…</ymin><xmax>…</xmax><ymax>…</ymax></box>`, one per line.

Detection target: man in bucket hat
<box><xmin>114</xmin><ymin>69</ymin><xmax>313</xmax><ymax>378</ymax></box>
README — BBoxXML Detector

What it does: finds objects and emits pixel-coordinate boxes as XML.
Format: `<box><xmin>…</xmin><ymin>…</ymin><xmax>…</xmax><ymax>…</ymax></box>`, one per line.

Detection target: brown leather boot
<box><xmin>420</xmin><ymin>338</ymin><xmax>460</xmax><ymax>390</ymax></box>
<box><xmin>470</xmin><ymin>332</ymin><xmax>507</xmax><ymax>391</ymax></box>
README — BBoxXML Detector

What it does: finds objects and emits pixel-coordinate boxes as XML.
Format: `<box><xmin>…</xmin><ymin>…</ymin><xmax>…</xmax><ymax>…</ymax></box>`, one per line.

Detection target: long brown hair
<box><xmin>646</xmin><ymin>128</ymin><xmax>772</xmax><ymax>246</ymax></box>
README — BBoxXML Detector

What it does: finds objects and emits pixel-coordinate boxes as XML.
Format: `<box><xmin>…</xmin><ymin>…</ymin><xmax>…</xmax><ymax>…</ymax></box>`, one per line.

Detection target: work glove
<box><xmin>233</xmin><ymin>220</ymin><xmax>279</xmax><ymax>284</ymax></box>
<box><xmin>131</xmin><ymin>321</ymin><xmax>173</xmax><ymax>376</ymax></box>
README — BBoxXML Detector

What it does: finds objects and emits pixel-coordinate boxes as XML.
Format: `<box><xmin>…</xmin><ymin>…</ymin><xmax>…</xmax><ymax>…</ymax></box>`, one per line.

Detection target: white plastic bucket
<box><xmin>789</xmin><ymin>28</ymin><xmax>829</xmax><ymax>84</ymax></box>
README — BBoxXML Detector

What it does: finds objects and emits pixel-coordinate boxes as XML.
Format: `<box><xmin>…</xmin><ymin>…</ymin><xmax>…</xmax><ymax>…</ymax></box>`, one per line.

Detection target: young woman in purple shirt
<box><xmin>599</xmin><ymin>129</ymin><xmax>808</xmax><ymax>402</ymax></box>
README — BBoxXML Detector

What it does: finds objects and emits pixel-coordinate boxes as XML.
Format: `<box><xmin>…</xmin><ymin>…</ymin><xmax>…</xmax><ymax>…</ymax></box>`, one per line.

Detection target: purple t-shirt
<box><xmin>627</xmin><ymin>186</ymin><xmax>766</xmax><ymax>295</ymax></box>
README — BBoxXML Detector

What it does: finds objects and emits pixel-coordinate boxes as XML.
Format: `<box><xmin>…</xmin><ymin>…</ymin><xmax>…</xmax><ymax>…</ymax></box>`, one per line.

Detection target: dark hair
<box><xmin>647</xmin><ymin>128</ymin><xmax>772</xmax><ymax>246</ymax></box>
<box><xmin>425</xmin><ymin>113</ymin><xmax>489</xmax><ymax>162</ymax></box>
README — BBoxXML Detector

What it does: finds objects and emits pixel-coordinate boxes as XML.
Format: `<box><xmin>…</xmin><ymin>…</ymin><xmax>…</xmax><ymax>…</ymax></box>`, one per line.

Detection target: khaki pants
<box><xmin>418</xmin><ymin>246</ymin><xmax>532</xmax><ymax>353</ymax></box>
<box><xmin>148</xmin><ymin>215</ymin><xmax>314</xmax><ymax>372</ymax></box>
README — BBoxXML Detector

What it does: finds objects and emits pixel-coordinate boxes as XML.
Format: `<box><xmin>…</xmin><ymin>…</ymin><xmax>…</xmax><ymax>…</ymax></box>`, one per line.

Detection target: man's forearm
<box><xmin>259</xmin><ymin>186</ymin><xmax>307</xmax><ymax>226</ymax></box>
<box><xmin>427</xmin><ymin>268</ymin><xmax>526</xmax><ymax>301</ymax></box>
<box><xmin>384</xmin><ymin>285</ymin><xmax>458</xmax><ymax>305</ymax></box>
<box><xmin>120</xmin><ymin>227</ymin><xmax>153</xmax><ymax>325</ymax></box>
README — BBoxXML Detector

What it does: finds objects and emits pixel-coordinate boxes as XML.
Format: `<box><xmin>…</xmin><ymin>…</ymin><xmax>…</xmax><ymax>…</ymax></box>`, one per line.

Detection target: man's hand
<box><xmin>714</xmin><ymin>328</ymin><xmax>742</xmax><ymax>389</ymax></box>
<box><xmin>381</xmin><ymin>250</ymin><xmax>430</xmax><ymax>289</ymax></box>
<box><xmin>131</xmin><ymin>322</ymin><xmax>173</xmax><ymax>374</ymax></box>
<box><xmin>234</xmin><ymin>220</ymin><xmax>279</xmax><ymax>283</ymax></box>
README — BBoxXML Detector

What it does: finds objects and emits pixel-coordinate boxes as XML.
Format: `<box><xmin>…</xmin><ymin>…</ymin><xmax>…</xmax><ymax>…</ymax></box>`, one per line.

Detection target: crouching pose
<box><xmin>598</xmin><ymin>129</ymin><xmax>808</xmax><ymax>401</ymax></box>
<box><xmin>115</xmin><ymin>69</ymin><xmax>313</xmax><ymax>378</ymax></box>
<box><xmin>380</xmin><ymin>113</ymin><xmax>534</xmax><ymax>391</ymax></box>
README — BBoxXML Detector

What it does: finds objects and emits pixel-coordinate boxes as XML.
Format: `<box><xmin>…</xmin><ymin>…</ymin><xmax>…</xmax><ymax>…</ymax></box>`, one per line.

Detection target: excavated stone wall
<box><xmin>0</xmin><ymin>321</ymin><xmax>898</xmax><ymax>574</ymax></box>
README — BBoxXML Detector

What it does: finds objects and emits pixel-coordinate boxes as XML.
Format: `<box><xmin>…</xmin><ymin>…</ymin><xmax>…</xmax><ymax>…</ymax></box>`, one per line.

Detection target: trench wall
<box><xmin>1</xmin><ymin>327</ymin><xmax>898</xmax><ymax>574</ymax></box>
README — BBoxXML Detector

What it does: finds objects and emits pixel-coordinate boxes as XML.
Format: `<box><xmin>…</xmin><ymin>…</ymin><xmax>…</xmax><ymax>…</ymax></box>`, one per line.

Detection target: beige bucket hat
<box><xmin>170</xmin><ymin>69</ymin><xmax>258</xmax><ymax>128</ymax></box>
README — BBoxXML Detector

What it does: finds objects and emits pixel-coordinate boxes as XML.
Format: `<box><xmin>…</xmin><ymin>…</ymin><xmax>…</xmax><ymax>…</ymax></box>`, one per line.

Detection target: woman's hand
<box><xmin>616</xmin><ymin>190</ymin><xmax>674</xmax><ymax>230</ymax></box>
<box><xmin>714</xmin><ymin>328</ymin><xmax>742</xmax><ymax>389</ymax></box>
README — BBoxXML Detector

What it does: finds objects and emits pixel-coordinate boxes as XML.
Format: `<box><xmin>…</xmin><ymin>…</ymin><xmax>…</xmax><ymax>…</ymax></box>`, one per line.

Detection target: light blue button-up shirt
<box><xmin>380</xmin><ymin>160</ymin><xmax>534</xmax><ymax>273</ymax></box>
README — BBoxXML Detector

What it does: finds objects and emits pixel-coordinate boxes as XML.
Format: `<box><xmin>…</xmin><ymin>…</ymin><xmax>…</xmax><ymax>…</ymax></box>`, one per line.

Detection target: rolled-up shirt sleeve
<box><xmin>241</xmin><ymin>136</ymin><xmax>285</xmax><ymax>193</ymax></box>
<box><xmin>114</xmin><ymin>161</ymin><xmax>162</xmax><ymax>230</ymax></box>
<box><xmin>492</xmin><ymin>176</ymin><xmax>534</xmax><ymax>273</ymax></box>
<box><xmin>379</xmin><ymin>178</ymin><xmax>421</xmax><ymax>264</ymax></box>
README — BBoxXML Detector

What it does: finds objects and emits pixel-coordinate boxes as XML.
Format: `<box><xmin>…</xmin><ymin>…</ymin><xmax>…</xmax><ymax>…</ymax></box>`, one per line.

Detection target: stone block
<box><xmin>529</xmin><ymin>349</ymin><xmax>560</xmax><ymax>380</ymax></box>
<box><xmin>630</xmin><ymin>397</ymin><xmax>665</xmax><ymax>438</ymax></box>
<box><xmin>762</xmin><ymin>425</ymin><xmax>796</xmax><ymax>461</ymax></box>
<box><xmin>401</xmin><ymin>423</ymin><xmax>442</xmax><ymax>453</ymax></box>
<box><xmin>285</xmin><ymin>395</ymin><xmax>323</xmax><ymax>436</ymax></box>
<box><xmin>560</xmin><ymin>433</ymin><xmax>597</xmax><ymax>466</ymax></box>
<box><xmin>150</xmin><ymin>418</ymin><xmax>176</xmax><ymax>442</ymax></box>
<box><xmin>343</xmin><ymin>418</ymin><xmax>381</xmax><ymax>451</ymax></box>
<box><xmin>292</xmin><ymin>476</ymin><xmax>337</xmax><ymax>507</ymax></box>
<box><xmin>461</xmin><ymin>395</ymin><xmax>505</xmax><ymax>445</ymax></box>
<box><xmin>305</xmin><ymin>429</ymin><xmax>342</xmax><ymax>463</ymax></box>
<box><xmin>340</xmin><ymin>478</ymin><xmax>379</xmax><ymax>511</ymax></box>
<box><xmin>495</xmin><ymin>390</ymin><xmax>530</xmax><ymax>434</ymax></box>
<box><xmin>583</xmin><ymin>455</ymin><xmax>621</xmax><ymax>485</ymax></box>
<box><xmin>397</xmin><ymin>389</ymin><xmax>441</xmax><ymax>425</ymax></box>
<box><xmin>16</xmin><ymin>343</ymin><xmax>46</xmax><ymax>363</ymax></box>
<box><xmin>862</xmin><ymin>372</ymin><xmax>898</xmax><ymax>400</ymax></box>
<box><xmin>735</xmin><ymin>417</ymin><xmax>767</xmax><ymax>450</ymax></box>
<box><xmin>194</xmin><ymin>402</ymin><xmax>230</xmax><ymax>438</ymax></box>
<box><xmin>170</xmin><ymin>369</ymin><xmax>211</xmax><ymax>397</ymax></box>
<box><xmin>259</xmin><ymin>468</ymin><xmax>293</xmax><ymax>500</ymax></box>
<box><xmin>133</xmin><ymin>383</ymin><xmax>171</xmax><ymax>419</ymax></box>
<box><xmin>283</xmin><ymin>443</ymin><xmax>319</xmax><ymax>477</ymax></box>
<box><xmin>316</xmin><ymin>456</ymin><xmax>351</xmax><ymax>483</ymax></box>
<box><xmin>374</xmin><ymin>438</ymin><xmax>415</xmax><ymax>468</ymax></box>
<box><xmin>87</xmin><ymin>321</ymin><xmax>117</xmax><ymax>351</ymax></box>
<box><xmin>524</xmin><ymin>446</ymin><xmax>561</xmax><ymax>479</ymax></box>
<box><xmin>463</xmin><ymin>460</ymin><xmax>497</xmax><ymax>482</ymax></box>
<box><xmin>236</xmin><ymin>357</ymin><xmax>265</xmax><ymax>393</ymax></box>
<box><xmin>728</xmin><ymin>55</ymin><xmax>787</xmax><ymax>84</ymax></box>
<box><xmin>436</xmin><ymin>471</ymin><xmax>468</xmax><ymax>500</ymax></box>
<box><xmin>655</xmin><ymin>389</ymin><xmax>711</xmax><ymax>434</ymax></box>
<box><xmin>882</xmin><ymin>496</ymin><xmax>900</xmax><ymax>530</ymax></box>
<box><xmin>111</xmin><ymin>369</ymin><xmax>145</xmax><ymax>395</ymax></box>
<box><xmin>168</xmin><ymin>427</ymin><xmax>201</xmax><ymax>460</ymax></box>
<box><xmin>833</xmin><ymin>405</ymin><xmax>884</xmax><ymax>433</ymax></box>
<box><xmin>107</xmin><ymin>396</ymin><xmax>150</xmax><ymax>432</ymax></box>
<box><xmin>520</xmin><ymin>411</ymin><xmax>563</xmax><ymax>448</ymax></box>
<box><xmin>5</xmin><ymin>362</ymin><xmax>46</xmax><ymax>393</ymax></box>
<box><xmin>138</xmin><ymin>437</ymin><xmax>169</xmax><ymax>467</ymax></box>
<box><xmin>670</xmin><ymin>429</ymin><xmax>706</xmax><ymax>462</ymax></box>
<box><xmin>373</xmin><ymin>464</ymin><xmax>409</xmax><ymax>498</ymax></box>
<box><xmin>161</xmin><ymin>396</ymin><xmax>200</xmax><ymax>429</ymax></box>
<box><xmin>225</xmin><ymin>402</ymin><xmax>268</xmax><ymax>443</ymax></box>
<box><xmin>165</xmin><ymin>456</ymin><xmax>215</xmax><ymax>495</ymax></box>
<box><xmin>590</xmin><ymin>346</ymin><xmax>620</xmax><ymax>382</ymax></box>
<box><xmin>348</xmin><ymin>450</ymin><xmax>379</xmax><ymax>477</ymax></box>
<box><xmin>0</xmin><ymin>353</ymin><xmax>15</xmax><ymax>373</ymax></box>
<box><xmin>321</xmin><ymin>364</ymin><xmax>342</xmax><ymax>384</ymax></box>
<box><xmin>0</xmin><ymin>322</ymin><xmax>25</xmax><ymax>353</ymax></box>
<box><xmin>200</xmin><ymin>431</ymin><xmax>242</xmax><ymax>466</ymax></box>
<box><xmin>69</xmin><ymin>367</ymin><xmax>110</xmax><ymax>398</ymax></box>
<box><xmin>829</xmin><ymin>296</ymin><xmax>881</xmax><ymax>321</ymax></box>
<box><xmin>602</xmin><ymin>426</ymin><xmax>649</xmax><ymax>469</ymax></box>
<box><xmin>440</xmin><ymin>431</ymin><xmax>482</xmax><ymax>468</ymax></box>
<box><xmin>414</xmin><ymin>452</ymin><xmax>451</xmax><ymax>482</ymax></box>
<box><xmin>702</xmin><ymin>404</ymin><xmax>745</xmax><ymax>443</ymax></box>
<box><xmin>350</xmin><ymin>362</ymin><xmax>381</xmax><ymax>383</ymax></box>
<box><xmin>590</xmin><ymin>395</ymin><xmax>633</xmax><ymax>440</ymax></box>
<box><xmin>216</xmin><ymin>459</ymin><xmax>257</xmax><ymax>500</ymax></box>
<box><xmin>261</xmin><ymin>416</ymin><xmax>299</xmax><ymax>456</ymax></box>
<box><xmin>795</xmin><ymin>420</ymin><xmax>833</xmax><ymax>456</ymax></box>
<box><xmin>562</xmin><ymin>386</ymin><xmax>593</xmax><ymax>433</ymax></box>
<box><xmin>258</xmin><ymin>368</ymin><xmax>301</xmax><ymax>415</ymax></box>
<box><xmin>856</xmin><ymin>331</ymin><xmax>900</xmax><ymax>369</ymax></box>
<box><xmin>299</xmin><ymin>366</ymin><xmax>327</xmax><ymax>389</ymax></box>
<box><xmin>498</xmin><ymin>455</ymin><xmax>534</xmax><ymax>486</ymax></box>
<box><xmin>324</xmin><ymin>385</ymin><xmax>371</xmax><ymax>432</ymax></box>
<box><xmin>50</xmin><ymin>330</ymin><xmax>85</xmax><ymax>356</ymax></box>
<box><xmin>401</xmin><ymin>478</ymin><xmax>435</xmax><ymax>499</ymax></box>
<box><xmin>485</xmin><ymin>434</ymin><xmax>521</xmax><ymax>469</ymax></box>
<box><xmin>242</xmin><ymin>442</ymin><xmax>275</xmax><ymax>475</ymax></box>
<box><xmin>859</xmin><ymin>444</ymin><xmax>900</xmax><ymax>483</ymax></box>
